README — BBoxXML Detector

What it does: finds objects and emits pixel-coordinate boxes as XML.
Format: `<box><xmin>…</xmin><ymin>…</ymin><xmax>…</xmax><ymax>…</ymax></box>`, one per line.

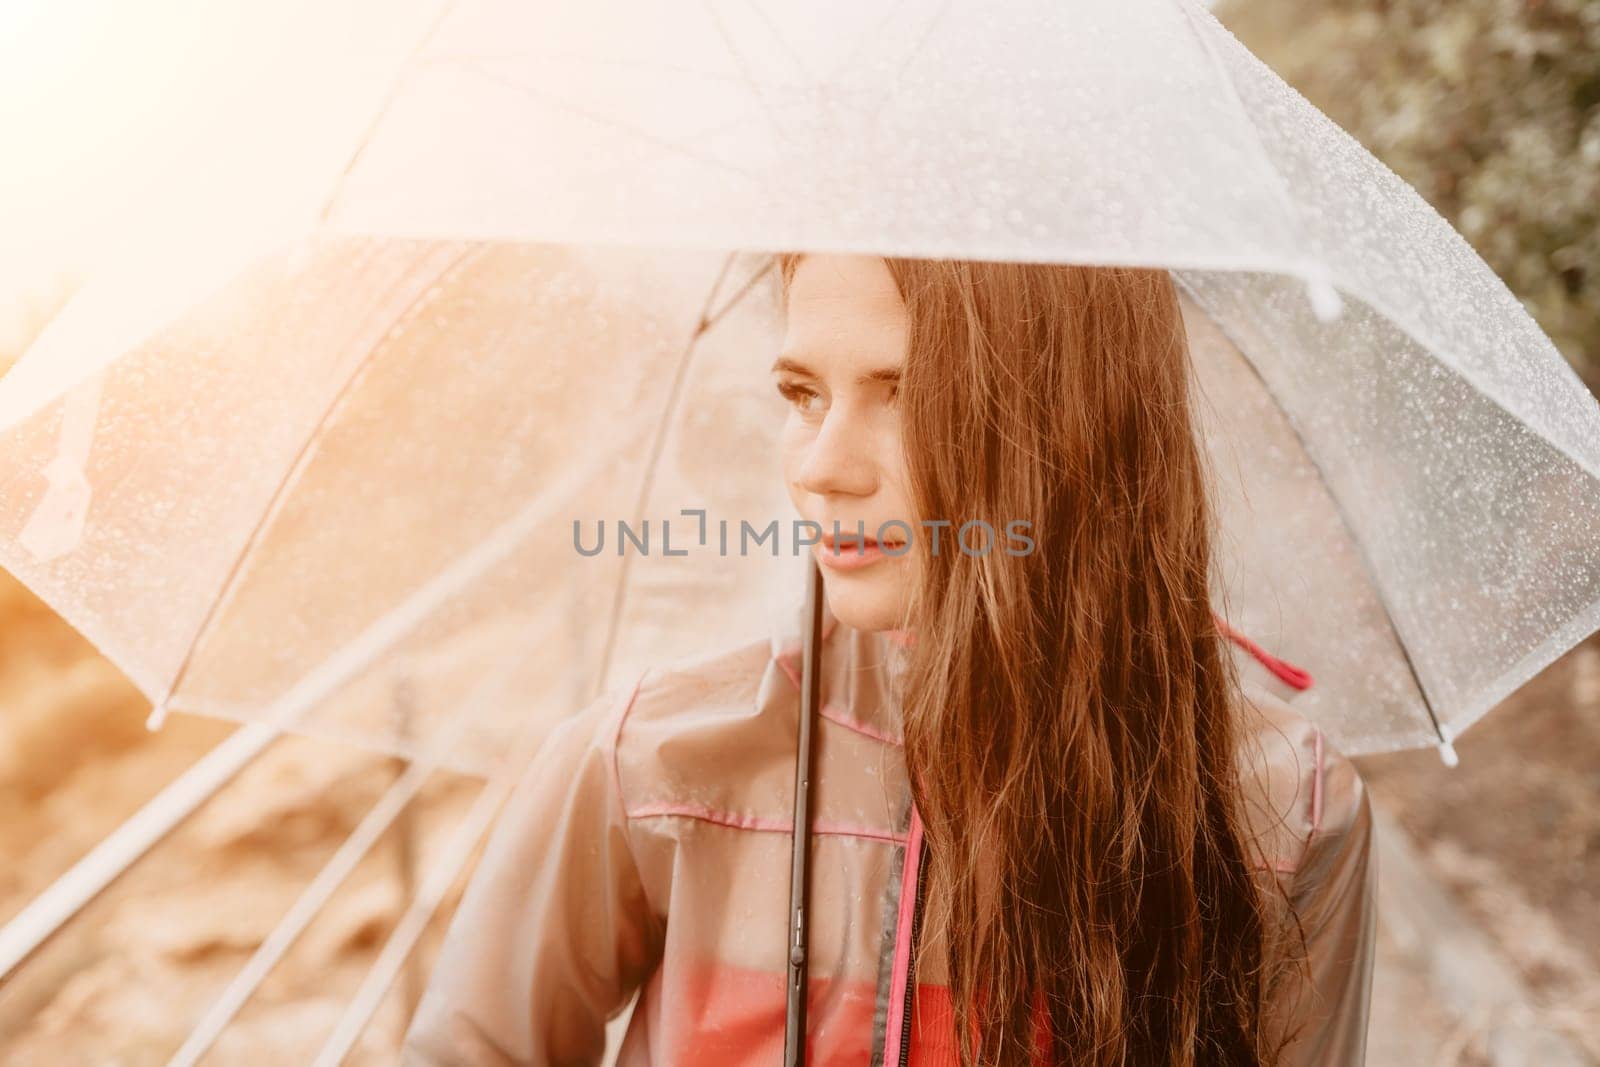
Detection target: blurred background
<box><xmin>1</xmin><ymin>1</ymin><xmax>1597</xmax><ymax>1063</ymax></box>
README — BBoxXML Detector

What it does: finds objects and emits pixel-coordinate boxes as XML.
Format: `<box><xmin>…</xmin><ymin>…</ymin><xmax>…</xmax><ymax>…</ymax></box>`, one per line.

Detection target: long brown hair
<box><xmin>779</xmin><ymin>254</ymin><xmax>1296</xmax><ymax>1065</ymax></box>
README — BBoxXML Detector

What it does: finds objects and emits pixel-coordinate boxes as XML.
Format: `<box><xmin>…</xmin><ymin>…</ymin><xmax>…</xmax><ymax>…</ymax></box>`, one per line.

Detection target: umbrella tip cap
<box><xmin>1436</xmin><ymin>736</ymin><xmax>1459</xmax><ymax>768</ymax></box>
<box><xmin>1305</xmin><ymin>277</ymin><xmax>1344</xmax><ymax>323</ymax></box>
<box><xmin>145</xmin><ymin>703</ymin><xmax>170</xmax><ymax>732</ymax></box>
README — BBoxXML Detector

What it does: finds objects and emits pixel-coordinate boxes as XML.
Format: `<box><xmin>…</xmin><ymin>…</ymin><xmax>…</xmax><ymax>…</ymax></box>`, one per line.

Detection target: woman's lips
<box><xmin>817</xmin><ymin>532</ymin><xmax>906</xmax><ymax>571</ymax></box>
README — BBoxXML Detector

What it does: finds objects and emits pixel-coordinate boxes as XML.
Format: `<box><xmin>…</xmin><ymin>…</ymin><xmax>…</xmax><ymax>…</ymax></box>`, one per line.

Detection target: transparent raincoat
<box><xmin>399</xmin><ymin>595</ymin><xmax>1376</xmax><ymax>1065</ymax></box>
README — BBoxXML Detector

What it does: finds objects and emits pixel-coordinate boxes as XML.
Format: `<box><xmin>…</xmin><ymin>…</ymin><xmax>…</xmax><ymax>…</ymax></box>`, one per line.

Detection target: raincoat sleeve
<box><xmin>1271</xmin><ymin>738</ymin><xmax>1379</xmax><ymax>1066</ymax></box>
<box><xmin>400</xmin><ymin>672</ymin><xmax>662</xmax><ymax>1066</ymax></box>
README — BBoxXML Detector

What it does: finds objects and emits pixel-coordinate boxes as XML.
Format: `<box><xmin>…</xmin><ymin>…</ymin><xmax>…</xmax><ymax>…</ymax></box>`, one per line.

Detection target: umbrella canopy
<box><xmin>9</xmin><ymin>229</ymin><xmax>1569</xmax><ymax>772</ymax></box>
<box><xmin>3</xmin><ymin>0</ymin><xmax>1597</xmax><ymax>766</ymax></box>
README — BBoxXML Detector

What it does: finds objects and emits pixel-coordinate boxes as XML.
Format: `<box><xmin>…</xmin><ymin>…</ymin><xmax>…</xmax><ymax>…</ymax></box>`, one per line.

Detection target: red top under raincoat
<box><xmin>401</xmin><ymin>596</ymin><xmax>1377</xmax><ymax>1065</ymax></box>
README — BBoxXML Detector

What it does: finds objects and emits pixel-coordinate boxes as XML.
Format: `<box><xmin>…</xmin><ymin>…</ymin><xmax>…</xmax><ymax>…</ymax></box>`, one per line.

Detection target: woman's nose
<box><xmin>796</xmin><ymin>407</ymin><xmax>878</xmax><ymax>498</ymax></box>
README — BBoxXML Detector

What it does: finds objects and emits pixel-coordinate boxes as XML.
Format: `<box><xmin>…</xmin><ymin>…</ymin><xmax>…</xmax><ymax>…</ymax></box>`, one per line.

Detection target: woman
<box><xmin>401</xmin><ymin>254</ymin><xmax>1378</xmax><ymax>1065</ymax></box>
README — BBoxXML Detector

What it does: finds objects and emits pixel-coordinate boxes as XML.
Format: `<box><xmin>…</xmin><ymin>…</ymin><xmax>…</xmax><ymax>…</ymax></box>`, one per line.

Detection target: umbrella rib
<box><xmin>0</xmin><ymin>723</ymin><xmax>279</xmax><ymax>981</ymax></box>
<box><xmin>0</xmin><ymin>441</ymin><xmax>617</xmax><ymax>983</ymax></box>
<box><xmin>312</xmin><ymin>535</ymin><xmax>603</xmax><ymax>1063</ymax></box>
<box><xmin>144</xmin><ymin>243</ymin><xmax>481</xmax><ymax>732</ymax></box>
<box><xmin>706</xmin><ymin>253</ymin><xmax>777</xmax><ymax>332</ymax></box>
<box><xmin>424</xmin><ymin>50</ymin><xmax>748</xmax><ymax>87</ymax></box>
<box><xmin>1173</xmin><ymin>274</ymin><xmax>1456</xmax><ymax>759</ymax></box>
<box><xmin>1181</xmin><ymin>3</ymin><xmax>1600</xmax><ymax>486</ymax></box>
<box><xmin>309</xmin><ymin>664</ymin><xmax>622</xmax><ymax>1067</ymax></box>
<box><xmin>2</xmin><ymin>273</ymin><xmax>637</xmax><ymax>980</ymax></box>
<box><xmin>738</xmin><ymin>0</ymin><xmax>813</xmax><ymax>82</ymax></box>
<box><xmin>234</xmin><ymin>436</ymin><xmax>634</xmax><ymax>744</ymax></box>
<box><xmin>860</xmin><ymin>0</ymin><xmax>951</xmax><ymax>129</ymax></box>
<box><xmin>166</xmin><ymin>649</ymin><xmax>531</xmax><ymax>1067</ymax></box>
<box><xmin>830</xmin><ymin>0</ymin><xmax>910</xmax><ymax>84</ymax></box>
<box><xmin>590</xmin><ymin>252</ymin><xmax>774</xmax><ymax>696</ymax></box>
<box><xmin>1188</xmin><ymin>5</ymin><xmax>1600</xmax><ymax>483</ymax></box>
<box><xmin>457</xmin><ymin>63</ymin><xmax>763</xmax><ymax>183</ymax></box>
<box><xmin>1173</xmin><ymin>0</ymin><xmax>1338</xmax><ymax>309</ymax></box>
<box><xmin>703</xmin><ymin>0</ymin><xmax>790</xmax><ymax>146</ymax></box>
<box><xmin>318</xmin><ymin>0</ymin><xmax>463</xmax><ymax>226</ymax></box>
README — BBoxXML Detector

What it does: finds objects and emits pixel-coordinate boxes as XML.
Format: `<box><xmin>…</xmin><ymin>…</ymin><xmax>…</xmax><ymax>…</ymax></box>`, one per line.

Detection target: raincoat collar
<box><xmin>767</xmin><ymin>586</ymin><xmax>913</xmax><ymax>746</ymax></box>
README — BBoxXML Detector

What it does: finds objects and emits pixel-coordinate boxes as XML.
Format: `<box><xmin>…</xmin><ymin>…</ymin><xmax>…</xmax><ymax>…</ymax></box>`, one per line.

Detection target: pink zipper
<box><xmin>883</xmin><ymin>803</ymin><xmax>926</xmax><ymax>1063</ymax></box>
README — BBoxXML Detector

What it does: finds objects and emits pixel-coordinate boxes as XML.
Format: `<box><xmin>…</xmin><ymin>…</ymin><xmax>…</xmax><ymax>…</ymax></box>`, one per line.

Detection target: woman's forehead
<box><xmin>781</xmin><ymin>254</ymin><xmax>909</xmax><ymax>370</ymax></box>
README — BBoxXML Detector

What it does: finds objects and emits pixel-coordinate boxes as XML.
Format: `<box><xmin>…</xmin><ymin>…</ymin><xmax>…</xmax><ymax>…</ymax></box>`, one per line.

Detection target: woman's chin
<box><xmin>820</xmin><ymin>576</ymin><xmax>910</xmax><ymax>633</ymax></box>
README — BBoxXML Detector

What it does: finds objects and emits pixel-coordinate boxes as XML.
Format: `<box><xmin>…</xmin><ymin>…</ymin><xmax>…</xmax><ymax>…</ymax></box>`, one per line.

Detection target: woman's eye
<box><xmin>776</xmin><ymin>381</ymin><xmax>824</xmax><ymax>416</ymax></box>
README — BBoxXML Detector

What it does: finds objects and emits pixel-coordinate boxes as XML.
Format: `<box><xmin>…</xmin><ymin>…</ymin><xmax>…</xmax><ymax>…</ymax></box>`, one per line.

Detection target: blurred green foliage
<box><xmin>1216</xmin><ymin>0</ymin><xmax>1600</xmax><ymax>395</ymax></box>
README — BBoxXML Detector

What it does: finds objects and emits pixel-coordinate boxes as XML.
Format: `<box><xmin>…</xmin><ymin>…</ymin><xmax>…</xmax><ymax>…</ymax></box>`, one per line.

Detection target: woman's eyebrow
<box><xmin>769</xmin><ymin>355</ymin><xmax>814</xmax><ymax>377</ymax></box>
<box><xmin>856</xmin><ymin>366</ymin><xmax>902</xmax><ymax>387</ymax></box>
<box><xmin>769</xmin><ymin>355</ymin><xmax>902</xmax><ymax>387</ymax></box>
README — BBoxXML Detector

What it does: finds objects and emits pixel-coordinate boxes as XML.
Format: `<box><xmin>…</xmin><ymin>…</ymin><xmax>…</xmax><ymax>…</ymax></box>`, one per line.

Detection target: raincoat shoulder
<box><xmin>1234</xmin><ymin>680</ymin><xmax>1379</xmax><ymax>1066</ymax></box>
<box><xmin>399</xmin><ymin>634</ymin><xmax>795</xmax><ymax>1066</ymax></box>
<box><xmin>399</xmin><ymin>668</ymin><xmax>660</xmax><ymax>1066</ymax></box>
<box><xmin>612</xmin><ymin>634</ymin><xmax>804</xmax><ymax>824</ymax></box>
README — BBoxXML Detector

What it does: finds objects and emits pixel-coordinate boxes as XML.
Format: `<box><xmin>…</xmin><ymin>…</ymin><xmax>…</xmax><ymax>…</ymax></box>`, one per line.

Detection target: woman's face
<box><xmin>773</xmin><ymin>254</ymin><xmax>917</xmax><ymax>633</ymax></box>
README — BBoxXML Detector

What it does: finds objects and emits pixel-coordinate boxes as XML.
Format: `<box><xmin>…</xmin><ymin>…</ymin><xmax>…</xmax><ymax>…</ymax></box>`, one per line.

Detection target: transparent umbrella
<box><xmin>1</xmin><ymin>0</ymin><xmax>1597</xmax><ymax>1060</ymax></box>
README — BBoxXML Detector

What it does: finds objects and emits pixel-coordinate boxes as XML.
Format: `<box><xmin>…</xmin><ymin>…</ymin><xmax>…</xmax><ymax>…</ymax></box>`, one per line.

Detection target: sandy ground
<box><xmin>1</xmin><ymin>567</ymin><xmax>1595</xmax><ymax>1062</ymax></box>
